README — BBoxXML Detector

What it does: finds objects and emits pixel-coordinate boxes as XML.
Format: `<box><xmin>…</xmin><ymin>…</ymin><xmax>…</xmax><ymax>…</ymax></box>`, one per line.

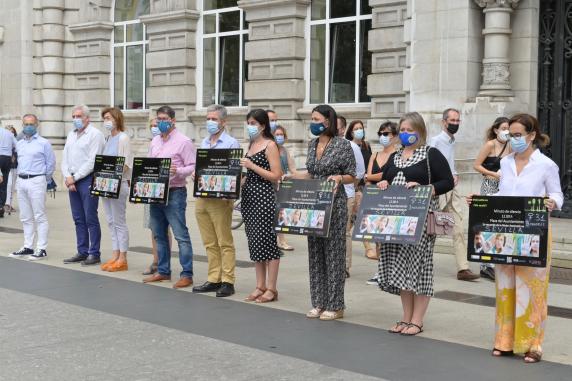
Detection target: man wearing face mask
<box><xmin>428</xmin><ymin>108</ymin><xmax>479</xmax><ymax>281</ymax></box>
<box><xmin>61</xmin><ymin>105</ymin><xmax>105</xmax><ymax>266</ymax></box>
<box><xmin>267</xmin><ymin>109</ymin><xmax>278</xmax><ymax>134</ymax></box>
<box><xmin>143</xmin><ymin>105</ymin><xmax>197</xmax><ymax>289</ymax></box>
<box><xmin>8</xmin><ymin>114</ymin><xmax>55</xmax><ymax>260</ymax></box>
<box><xmin>192</xmin><ymin>104</ymin><xmax>240</xmax><ymax>297</ymax></box>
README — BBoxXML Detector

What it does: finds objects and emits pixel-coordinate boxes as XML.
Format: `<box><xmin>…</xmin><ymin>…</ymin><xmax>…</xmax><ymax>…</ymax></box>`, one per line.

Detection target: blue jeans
<box><xmin>69</xmin><ymin>175</ymin><xmax>101</xmax><ymax>256</ymax></box>
<box><xmin>150</xmin><ymin>188</ymin><xmax>193</xmax><ymax>278</ymax></box>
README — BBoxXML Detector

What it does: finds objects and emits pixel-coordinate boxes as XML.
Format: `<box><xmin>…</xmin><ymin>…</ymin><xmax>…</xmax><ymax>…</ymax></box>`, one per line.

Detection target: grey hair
<box><xmin>22</xmin><ymin>113</ymin><xmax>39</xmax><ymax>125</ymax></box>
<box><xmin>442</xmin><ymin>108</ymin><xmax>460</xmax><ymax>120</ymax></box>
<box><xmin>72</xmin><ymin>104</ymin><xmax>90</xmax><ymax>118</ymax></box>
<box><xmin>207</xmin><ymin>104</ymin><xmax>228</xmax><ymax>120</ymax></box>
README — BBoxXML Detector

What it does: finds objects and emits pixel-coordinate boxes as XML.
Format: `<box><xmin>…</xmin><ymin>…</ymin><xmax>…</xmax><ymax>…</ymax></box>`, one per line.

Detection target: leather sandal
<box><xmin>108</xmin><ymin>260</ymin><xmax>128</xmax><ymax>272</ymax></box>
<box><xmin>492</xmin><ymin>348</ymin><xmax>514</xmax><ymax>357</ymax></box>
<box><xmin>319</xmin><ymin>310</ymin><xmax>344</xmax><ymax>321</ymax></box>
<box><xmin>244</xmin><ymin>287</ymin><xmax>266</xmax><ymax>302</ymax></box>
<box><xmin>255</xmin><ymin>289</ymin><xmax>278</xmax><ymax>303</ymax></box>
<box><xmin>388</xmin><ymin>321</ymin><xmax>410</xmax><ymax>334</ymax></box>
<box><xmin>101</xmin><ymin>258</ymin><xmax>117</xmax><ymax>271</ymax></box>
<box><xmin>524</xmin><ymin>351</ymin><xmax>542</xmax><ymax>363</ymax></box>
<box><xmin>400</xmin><ymin>323</ymin><xmax>423</xmax><ymax>336</ymax></box>
<box><xmin>306</xmin><ymin>308</ymin><xmax>323</xmax><ymax>318</ymax></box>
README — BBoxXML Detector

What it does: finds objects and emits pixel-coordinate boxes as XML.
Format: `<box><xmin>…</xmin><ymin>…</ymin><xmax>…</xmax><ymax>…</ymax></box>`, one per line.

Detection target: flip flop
<box><xmin>400</xmin><ymin>323</ymin><xmax>423</xmax><ymax>336</ymax></box>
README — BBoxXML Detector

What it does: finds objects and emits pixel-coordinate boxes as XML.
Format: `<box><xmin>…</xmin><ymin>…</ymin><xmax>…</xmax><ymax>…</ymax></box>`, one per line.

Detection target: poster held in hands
<box><xmin>129</xmin><ymin>157</ymin><xmax>171</xmax><ymax>204</ymax></box>
<box><xmin>193</xmin><ymin>148</ymin><xmax>243</xmax><ymax>199</ymax></box>
<box><xmin>274</xmin><ymin>179</ymin><xmax>335</xmax><ymax>238</ymax></box>
<box><xmin>90</xmin><ymin>155</ymin><xmax>125</xmax><ymax>199</ymax></box>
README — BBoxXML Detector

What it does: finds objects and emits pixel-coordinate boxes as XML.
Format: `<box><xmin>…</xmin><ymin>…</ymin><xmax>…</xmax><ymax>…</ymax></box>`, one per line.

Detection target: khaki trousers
<box><xmin>195</xmin><ymin>198</ymin><xmax>236</xmax><ymax>284</ymax></box>
<box><xmin>439</xmin><ymin>187</ymin><xmax>469</xmax><ymax>271</ymax></box>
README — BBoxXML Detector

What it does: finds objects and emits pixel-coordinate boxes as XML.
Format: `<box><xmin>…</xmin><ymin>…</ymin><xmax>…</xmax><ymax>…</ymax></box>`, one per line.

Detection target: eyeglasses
<box><xmin>378</xmin><ymin>132</ymin><xmax>392</xmax><ymax>137</ymax></box>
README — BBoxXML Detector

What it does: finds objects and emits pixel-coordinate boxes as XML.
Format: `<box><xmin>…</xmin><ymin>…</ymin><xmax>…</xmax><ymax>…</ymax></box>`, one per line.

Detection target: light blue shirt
<box><xmin>103</xmin><ymin>133</ymin><xmax>121</xmax><ymax>156</ymax></box>
<box><xmin>200</xmin><ymin>130</ymin><xmax>240</xmax><ymax>149</ymax></box>
<box><xmin>0</xmin><ymin>128</ymin><xmax>17</xmax><ymax>156</ymax></box>
<box><xmin>16</xmin><ymin>133</ymin><xmax>56</xmax><ymax>176</ymax></box>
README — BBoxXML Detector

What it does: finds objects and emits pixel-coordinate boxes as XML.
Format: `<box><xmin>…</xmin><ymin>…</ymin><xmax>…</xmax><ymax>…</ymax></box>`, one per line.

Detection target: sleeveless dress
<box><xmin>241</xmin><ymin>147</ymin><xmax>281</xmax><ymax>262</ymax></box>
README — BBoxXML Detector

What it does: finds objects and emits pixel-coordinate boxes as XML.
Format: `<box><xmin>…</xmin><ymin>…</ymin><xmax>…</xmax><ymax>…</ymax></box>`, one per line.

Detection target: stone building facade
<box><xmin>0</xmin><ymin>0</ymin><xmax>569</xmax><ymax>214</ymax></box>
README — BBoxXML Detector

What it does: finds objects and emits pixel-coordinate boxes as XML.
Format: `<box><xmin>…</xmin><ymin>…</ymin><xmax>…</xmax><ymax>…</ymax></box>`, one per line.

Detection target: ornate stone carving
<box><xmin>482</xmin><ymin>63</ymin><xmax>510</xmax><ymax>85</ymax></box>
<box><xmin>474</xmin><ymin>0</ymin><xmax>520</xmax><ymax>8</ymax></box>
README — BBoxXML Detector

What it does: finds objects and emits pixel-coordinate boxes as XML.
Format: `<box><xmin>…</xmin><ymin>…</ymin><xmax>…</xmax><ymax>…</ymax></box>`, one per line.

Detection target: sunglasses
<box><xmin>378</xmin><ymin>132</ymin><xmax>392</xmax><ymax>137</ymax></box>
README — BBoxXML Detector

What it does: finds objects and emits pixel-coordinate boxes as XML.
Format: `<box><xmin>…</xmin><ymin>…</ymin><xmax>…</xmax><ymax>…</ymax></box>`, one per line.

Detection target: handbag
<box><xmin>426</xmin><ymin>147</ymin><xmax>455</xmax><ymax>236</ymax></box>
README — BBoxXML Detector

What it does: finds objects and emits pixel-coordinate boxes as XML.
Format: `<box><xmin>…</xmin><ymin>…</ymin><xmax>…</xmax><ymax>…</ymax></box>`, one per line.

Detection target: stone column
<box><xmin>140</xmin><ymin>0</ymin><xmax>199</xmax><ymax>139</ymax></box>
<box><xmin>238</xmin><ymin>0</ymin><xmax>309</xmax><ymax>141</ymax></box>
<box><xmin>367</xmin><ymin>0</ymin><xmax>408</xmax><ymax>125</ymax></box>
<box><xmin>475</xmin><ymin>0</ymin><xmax>521</xmax><ymax>99</ymax></box>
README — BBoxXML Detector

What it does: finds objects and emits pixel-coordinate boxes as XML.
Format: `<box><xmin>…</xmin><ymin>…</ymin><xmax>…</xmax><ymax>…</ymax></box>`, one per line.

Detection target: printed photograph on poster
<box><xmin>468</xmin><ymin>195</ymin><xmax>548</xmax><ymax>267</ymax></box>
<box><xmin>193</xmin><ymin>148</ymin><xmax>243</xmax><ymax>199</ymax></box>
<box><xmin>274</xmin><ymin>179</ymin><xmax>335</xmax><ymax>237</ymax></box>
<box><xmin>129</xmin><ymin>157</ymin><xmax>171</xmax><ymax>204</ymax></box>
<box><xmin>90</xmin><ymin>155</ymin><xmax>125</xmax><ymax>199</ymax></box>
<box><xmin>352</xmin><ymin>185</ymin><xmax>432</xmax><ymax>245</ymax></box>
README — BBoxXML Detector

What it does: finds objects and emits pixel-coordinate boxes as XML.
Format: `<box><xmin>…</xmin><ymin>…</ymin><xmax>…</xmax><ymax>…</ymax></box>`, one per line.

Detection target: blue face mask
<box><xmin>510</xmin><ymin>135</ymin><xmax>530</xmax><ymax>153</ymax></box>
<box><xmin>354</xmin><ymin>129</ymin><xmax>365</xmax><ymax>140</ymax></box>
<box><xmin>206</xmin><ymin>120</ymin><xmax>220</xmax><ymax>135</ymax></box>
<box><xmin>73</xmin><ymin>118</ymin><xmax>83</xmax><ymax>130</ymax></box>
<box><xmin>275</xmin><ymin>135</ymin><xmax>285</xmax><ymax>145</ymax></box>
<box><xmin>158</xmin><ymin>120</ymin><xmax>172</xmax><ymax>134</ymax></box>
<box><xmin>23</xmin><ymin>124</ymin><xmax>37</xmax><ymax>136</ymax></box>
<box><xmin>151</xmin><ymin>127</ymin><xmax>161</xmax><ymax>137</ymax></box>
<box><xmin>270</xmin><ymin>121</ymin><xmax>278</xmax><ymax>133</ymax></box>
<box><xmin>310</xmin><ymin>122</ymin><xmax>326</xmax><ymax>136</ymax></box>
<box><xmin>379</xmin><ymin>135</ymin><xmax>392</xmax><ymax>147</ymax></box>
<box><xmin>247</xmin><ymin>124</ymin><xmax>260</xmax><ymax>140</ymax></box>
<box><xmin>399</xmin><ymin>132</ymin><xmax>419</xmax><ymax>147</ymax></box>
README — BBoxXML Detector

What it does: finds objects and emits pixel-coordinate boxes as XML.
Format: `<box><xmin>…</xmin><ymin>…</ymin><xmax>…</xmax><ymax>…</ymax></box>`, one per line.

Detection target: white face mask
<box><xmin>103</xmin><ymin>121</ymin><xmax>114</xmax><ymax>131</ymax></box>
<box><xmin>379</xmin><ymin>135</ymin><xmax>392</xmax><ymax>147</ymax></box>
<box><xmin>497</xmin><ymin>130</ymin><xmax>509</xmax><ymax>142</ymax></box>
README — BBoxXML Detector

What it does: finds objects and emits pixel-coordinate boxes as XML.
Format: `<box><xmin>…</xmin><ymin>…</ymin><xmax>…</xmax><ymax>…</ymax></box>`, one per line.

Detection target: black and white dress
<box><xmin>241</xmin><ymin>148</ymin><xmax>281</xmax><ymax>262</ymax></box>
<box><xmin>306</xmin><ymin>137</ymin><xmax>356</xmax><ymax>311</ymax></box>
<box><xmin>377</xmin><ymin>145</ymin><xmax>454</xmax><ymax>297</ymax></box>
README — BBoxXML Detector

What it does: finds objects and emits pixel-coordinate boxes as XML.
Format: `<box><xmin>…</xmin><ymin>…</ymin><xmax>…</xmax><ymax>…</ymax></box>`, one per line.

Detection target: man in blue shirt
<box><xmin>9</xmin><ymin>114</ymin><xmax>56</xmax><ymax>260</ymax></box>
<box><xmin>192</xmin><ymin>104</ymin><xmax>241</xmax><ymax>297</ymax></box>
<box><xmin>0</xmin><ymin>121</ymin><xmax>18</xmax><ymax>218</ymax></box>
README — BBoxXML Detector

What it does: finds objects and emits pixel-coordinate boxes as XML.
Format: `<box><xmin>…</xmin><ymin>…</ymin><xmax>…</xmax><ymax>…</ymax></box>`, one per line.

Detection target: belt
<box><xmin>19</xmin><ymin>174</ymin><xmax>43</xmax><ymax>179</ymax></box>
<box><xmin>170</xmin><ymin>187</ymin><xmax>186</xmax><ymax>192</ymax></box>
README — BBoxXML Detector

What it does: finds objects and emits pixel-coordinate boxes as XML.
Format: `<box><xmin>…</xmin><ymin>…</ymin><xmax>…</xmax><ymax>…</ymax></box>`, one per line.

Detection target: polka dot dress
<box><xmin>241</xmin><ymin>148</ymin><xmax>281</xmax><ymax>262</ymax></box>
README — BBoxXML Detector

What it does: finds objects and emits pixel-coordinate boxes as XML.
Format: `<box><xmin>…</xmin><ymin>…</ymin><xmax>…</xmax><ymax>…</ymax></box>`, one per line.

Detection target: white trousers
<box><xmin>17</xmin><ymin>176</ymin><xmax>48</xmax><ymax>250</ymax></box>
<box><xmin>6</xmin><ymin>169</ymin><xmax>16</xmax><ymax>206</ymax></box>
<box><xmin>102</xmin><ymin>181</ymin><xmax>129</xmax><ymax>252</ymax></box>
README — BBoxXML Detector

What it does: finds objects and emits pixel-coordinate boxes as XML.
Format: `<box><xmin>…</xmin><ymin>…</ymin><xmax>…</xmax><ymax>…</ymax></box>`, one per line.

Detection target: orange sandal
<box><xmin>101</xmin><ymin>259</ymin><xmax>117</xmax><ymax>271</ymax></box>
<box><xmin>244</xmin><ymin>288</ymin><xmax>266</xmax><ymax>302</ymax></box>
<box><xmin>108</xmin><ymin>260</ymin><xmax>128</xmax><ymax>272</ymax></box>
<box><xmin>255</xmin><ymin>289</ymin><xmax>278</xmax><ymax>303</ymax></box>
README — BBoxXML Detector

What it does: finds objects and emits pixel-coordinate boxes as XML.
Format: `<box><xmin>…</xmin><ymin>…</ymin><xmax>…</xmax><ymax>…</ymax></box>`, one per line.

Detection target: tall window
<box><xmin>200</xmin><ymin>0</ymin><xmax>248</xmax><ymax>107</ymax></box>
<box><xmin>112</xmin><ymin>0</ymin><xmax>150</xmax><ymax>110</ymax></box>
<box><xmin>308</xmin><ymin>0</ymin><xmax>372</xmax><ymax>104</ymax></box>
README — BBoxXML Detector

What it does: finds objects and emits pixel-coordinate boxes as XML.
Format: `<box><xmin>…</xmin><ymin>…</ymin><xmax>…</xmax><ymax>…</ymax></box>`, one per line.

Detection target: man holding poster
<box><xmin>192</xmin><ymin>104</ymin><xmax>240</xmax><ymax>297</ymax></box>
<box><xmin>143</xmin><ymin>106</ymin><xmax>196</xmax><ymax>289</ymax></box>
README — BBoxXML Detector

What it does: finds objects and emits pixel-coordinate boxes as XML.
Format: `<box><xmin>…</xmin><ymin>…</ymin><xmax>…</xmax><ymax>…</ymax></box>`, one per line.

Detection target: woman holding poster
<box><xmin>376</xmin><ymin>112</ymin><xmax>454</xmax><ymax>336</ymax></box>
<box><xmin>468</xmin><ymin>113</ymin><xmax>563</xmax><ymax>363</ymax></box>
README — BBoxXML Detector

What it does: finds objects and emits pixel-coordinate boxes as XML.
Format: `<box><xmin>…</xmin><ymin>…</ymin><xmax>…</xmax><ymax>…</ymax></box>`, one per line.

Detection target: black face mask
<box><xmin>447</xmin><ymin>123</ymin><xmax>459</xmax><ymax>135</ymax></box>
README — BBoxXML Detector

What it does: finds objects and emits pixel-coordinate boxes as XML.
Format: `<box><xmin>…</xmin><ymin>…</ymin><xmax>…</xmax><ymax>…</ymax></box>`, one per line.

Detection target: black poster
<box><xmin>129</xmin><ymin>157</ymin><xmax>171</xmax><ymax>204</ymax></box>
<box><xmin>90</xmin><ymin>155</ymin><xmax>125</xmax><ymax>199</ymax></box>
<box><xmin>352</xmin><ymin>185</ymin><xmax>432</xmax><ymax>245</ymax></box>
<box><xmin>274</xmin><ymin>179</ymin><xmax>335</xmax><ymax>238</ymax></box>
<box><xmin>193</xmin><ymin>148</ymin><xmax>243</xmax><ymax>199</ymax></box>
<box><xmin>468</xmin><ymin>196</ymin><xmax>548</xmax><ymax>267</ymax></box>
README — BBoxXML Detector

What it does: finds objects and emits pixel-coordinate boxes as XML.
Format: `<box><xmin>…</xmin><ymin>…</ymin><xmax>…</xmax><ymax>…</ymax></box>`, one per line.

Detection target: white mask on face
<box><xmin>497</xmin><ymin>130</ymin><xmax>509</xmax><ymax>142</ymax></box>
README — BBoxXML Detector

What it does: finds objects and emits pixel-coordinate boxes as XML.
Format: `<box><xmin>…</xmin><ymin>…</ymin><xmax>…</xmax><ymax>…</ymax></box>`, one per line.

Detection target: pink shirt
<box><xmin>148</xmin><ymin>128</ymin><xmax>196</xmax><ymax>188</ymax></box>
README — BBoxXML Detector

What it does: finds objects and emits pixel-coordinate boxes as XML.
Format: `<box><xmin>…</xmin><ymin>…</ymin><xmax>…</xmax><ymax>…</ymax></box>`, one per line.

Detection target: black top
<box><xmin>371</xmin><ymin>152</ymin><xmax>383</xmax><ymax>175</ymax></box>
<box><xmin>481</xmin><ymin>143</ymin><xmax>508</xmax><ymax>173</ymax></box>
<box><xmin>381</xmin><ymin>148</ymin><xmax>454</xmax><ymax>196</ymax></box>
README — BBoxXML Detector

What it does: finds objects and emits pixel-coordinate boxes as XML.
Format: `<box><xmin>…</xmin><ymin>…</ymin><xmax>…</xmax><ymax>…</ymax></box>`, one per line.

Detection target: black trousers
<box><xmin>0</xmin><ymin>155</ymin><xmax>12</xmax><ymax>210</ymax></box>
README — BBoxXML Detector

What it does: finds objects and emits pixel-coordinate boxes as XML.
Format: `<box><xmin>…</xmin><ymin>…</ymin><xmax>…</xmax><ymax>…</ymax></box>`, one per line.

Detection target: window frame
<box><xmin>110</xmin><ymin>7</ymin><xmax>149</xmax><ymax>111</ymax></box>
<box><xmin>305</xmin><ymin>0</ymin><xmax>372</xmax><ymax>106</ymax></box>
<box><xmin>196</xmin><ymin>1</ymin><xmax>248</xmax><ymax>110</ymax></box>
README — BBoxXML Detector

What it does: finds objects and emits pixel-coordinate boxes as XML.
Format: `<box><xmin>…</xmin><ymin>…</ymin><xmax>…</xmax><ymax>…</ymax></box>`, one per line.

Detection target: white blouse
<box><xmin>497</xmin><ymin>149</ymin><xmax>564</xmax><ymax>209</ymax></box>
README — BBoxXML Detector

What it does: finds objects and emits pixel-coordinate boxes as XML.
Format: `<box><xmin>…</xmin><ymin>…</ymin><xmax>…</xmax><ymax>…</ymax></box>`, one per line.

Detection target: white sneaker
<box><xmin>28</xmin><ymin>249</ymin><xmax>47</xmax><ymax>261</ymax></box>
<box><xmin>366</xmin><ymin>274</ymin><xmax>379</xmax><ymax>285</ymax></box>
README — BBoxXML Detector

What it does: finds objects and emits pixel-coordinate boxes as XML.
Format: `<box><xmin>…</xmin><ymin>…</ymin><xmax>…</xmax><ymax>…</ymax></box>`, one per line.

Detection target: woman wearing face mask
<box><xmin>473</xmin><ymin>117</ymin><xmax>511</xmax><ymax>280</ymax></box>
<box><xmin>376</xmin><ymin>112</ymin><xmax>454</xmax><ymax>336</ymax></box>
<box><xmin>99</xmin><ymin>107</ymin><xmax>132</xmax><ymax>272</ymax></box>
<box><xmin>288</xmin><ymin>105</ymin><xmax>357</xmax><ymax>321</ymax></box>
<box><xmin>467</xmin><ymin>113</ymin><xmax>562</xmax><ymax>364</ymax></box>
<box><xmin>274</xmin><ymin>125</ymin><xmax>300</xmax><ymax>251</ymax></box>
<box><xmin>240</xmin><ymin>109</ymin><xmax>283</xmax><ymax>303</ymax></box>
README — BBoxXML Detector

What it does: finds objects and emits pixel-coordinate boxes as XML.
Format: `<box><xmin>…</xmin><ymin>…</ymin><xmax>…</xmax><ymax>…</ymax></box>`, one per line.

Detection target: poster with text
<box><xmin>193</xmin><ymin>148</ymin><xmax>243</xmax><ymax>199</ymax></box>
<box><xmin>274</xmin><ymin>179</ymin><xmax>335</xmax><ymax>238</ymax></box>
<box><xmin>352</xmin><ymin>185</ymin><xmax>432</xmax><ymax>245</ymax></box>
<box><xmin>129</xmin><ymin>157</ymin><xmax>171</xmax><ymax>204</ymax></box>
<box><xmin>90</xmin><ymin>155</ymin><xmax>125</xmax><ymax>199</ymax></box>
<box><xmin>468</xmin><ymin>195</ymin><xmax>548</xmax><ymax>267</ymax></box>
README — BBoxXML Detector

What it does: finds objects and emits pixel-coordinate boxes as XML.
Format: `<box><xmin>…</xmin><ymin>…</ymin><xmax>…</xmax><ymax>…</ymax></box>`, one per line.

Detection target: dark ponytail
<box><xmin>312</xmin><ymin>104</ymin><xmax>338</xmax><ymax>138</ymax></box>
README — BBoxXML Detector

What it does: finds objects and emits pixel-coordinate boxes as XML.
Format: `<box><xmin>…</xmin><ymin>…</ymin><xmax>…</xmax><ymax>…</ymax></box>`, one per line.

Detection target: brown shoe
<box><xmin>173</xmin><ymin>277</ymin><xmax>193</xmax><ymax>289</ymax></box>
<box><xmin>457</xmin><ymin>269</ymin><xmax>480</xmax><ymax>281</ymax></box>
<box><xmin>143</xmin><ymin>273</ymin><xmax>171</xmax><ymax>283</ymax></box>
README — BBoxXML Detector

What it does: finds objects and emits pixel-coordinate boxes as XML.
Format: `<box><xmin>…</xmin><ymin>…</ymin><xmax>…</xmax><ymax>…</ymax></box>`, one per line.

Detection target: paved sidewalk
<box><xmin>0</xmin><ymin>192</ymin><xmax>571</xmax><ymax>378</ymax></box>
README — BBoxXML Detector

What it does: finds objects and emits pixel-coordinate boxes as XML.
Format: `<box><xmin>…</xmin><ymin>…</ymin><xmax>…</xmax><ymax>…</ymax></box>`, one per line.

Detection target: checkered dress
<box><xmin>377</xmin><ymin>145</ymin><xmax>437</xmax><ymax>297</ymax></box>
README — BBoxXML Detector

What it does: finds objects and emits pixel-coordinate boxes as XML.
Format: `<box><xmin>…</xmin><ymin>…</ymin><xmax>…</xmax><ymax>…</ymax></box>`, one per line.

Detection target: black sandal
<box><xmin>524</xmin><ymin>351</ymin><xmax>542</xmax><ymax>363</ymax></box>
<box><xmin>400</xmin><ymin>323</ymin><xmax>423</xmax><ymax>336</ymax></box>
<box><xmin>388</xmin><ymin>321</ymin><xmax>409</xmax><ymax>334</ymax></box>
<box><xmin>492</xmin><ymin>348</ymin><xmax>514</xmax><ymax>357</ymax></box>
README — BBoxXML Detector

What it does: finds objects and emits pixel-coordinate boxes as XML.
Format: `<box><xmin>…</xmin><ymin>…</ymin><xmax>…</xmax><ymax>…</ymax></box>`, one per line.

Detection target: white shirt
<box><xmin>428</xmin><ymin>131</ymin><xmax>457</xmax><ymax>175</ymax></box>
<box><xmin>344</xmin><ymin>141</ymin><xmax>365</xmax><ymax>198</ymax></box>
<box><xmin>497</xmin><ymin>149</ymin><xmax>564</xmax><ymax>209</ymax></box>
<box><xmin>0</xmin><ymin>128</ymin><xmax>17</xmax><ymax>157</ymax></box>
<box><xmin>61</xmin><ymin>124</ymin><xmax>105</xmax><ymax>181</ymax></box>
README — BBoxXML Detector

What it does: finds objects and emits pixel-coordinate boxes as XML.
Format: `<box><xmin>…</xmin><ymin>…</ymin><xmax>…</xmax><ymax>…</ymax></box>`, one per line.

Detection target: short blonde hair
<box><xmin>399</xmin><ymin>112</ymin><xmax>427</xmax><ymax>145</ymax></box>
